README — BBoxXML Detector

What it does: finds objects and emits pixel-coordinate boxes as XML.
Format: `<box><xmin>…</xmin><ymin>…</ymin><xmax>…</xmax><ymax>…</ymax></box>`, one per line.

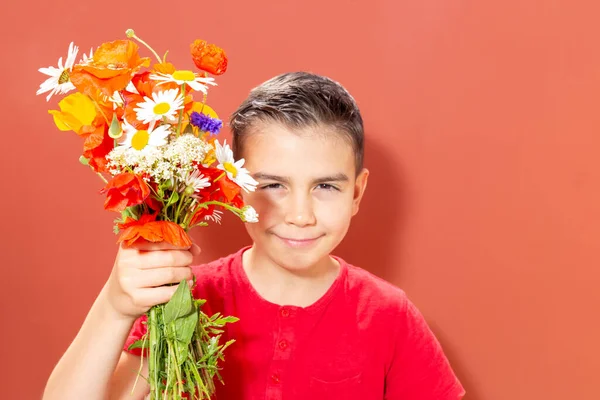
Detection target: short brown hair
<box><xmin>229</xmin><ymin>72</ymin><xmax>364</xmax><ymax>172</ymax></box>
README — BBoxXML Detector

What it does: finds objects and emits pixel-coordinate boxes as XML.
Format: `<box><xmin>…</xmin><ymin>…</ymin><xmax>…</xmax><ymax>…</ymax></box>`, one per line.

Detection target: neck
<box><xmin>242</xmin><ymin>246</ymin><xmax>340</xmax><ymax>308</ymax></box>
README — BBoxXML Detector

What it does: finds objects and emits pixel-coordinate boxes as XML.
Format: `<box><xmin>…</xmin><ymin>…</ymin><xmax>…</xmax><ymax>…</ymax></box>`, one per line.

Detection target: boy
<box><xmin>43</xmin><ymin>72</ymin><xmax>465</xmax><ymax>399</ymax></box>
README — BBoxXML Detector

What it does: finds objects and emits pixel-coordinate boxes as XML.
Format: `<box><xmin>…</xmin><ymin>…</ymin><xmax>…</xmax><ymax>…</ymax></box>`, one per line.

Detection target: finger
<box><xmin>190</xmin><ymin>243</ymin><xmax>201</xmax><ymax>257</ymax></box>
<box><xmin>126</xmin><ymin>240</ymin><xmax>191</xmax><ymax>251</ymax></box>
<box><xmin>136</xmin><ymin>250</ymin><xmax>194</xmax><ymax>270</ymax></box>
<box><xmin>136</xmin><ymin>266</ymin><xmax>193</xmax><ymax>288</ymax></box>
<box><xmin>135</xmin><ymin>284</ymin><xmax>186</xmax><ymax>308</ymax></box>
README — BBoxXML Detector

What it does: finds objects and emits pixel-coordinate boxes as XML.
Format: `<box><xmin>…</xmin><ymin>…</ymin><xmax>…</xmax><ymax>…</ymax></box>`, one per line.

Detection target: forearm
<box><xmin>43</xmin><ymin>282</ymin><xmax>136</xmax><ymax>400</ymax></box>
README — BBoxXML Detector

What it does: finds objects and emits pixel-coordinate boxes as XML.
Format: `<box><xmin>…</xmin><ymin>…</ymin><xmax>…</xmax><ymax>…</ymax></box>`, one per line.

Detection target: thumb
<box><xmin>190</xmin><ymin>243</ymin><xmax>202</xmax><ymax>257</ymax></box>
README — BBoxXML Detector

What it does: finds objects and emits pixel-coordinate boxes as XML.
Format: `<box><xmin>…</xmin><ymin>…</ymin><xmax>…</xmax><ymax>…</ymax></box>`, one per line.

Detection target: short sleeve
<box><xmin>123</xmin><ymin>314</ymin><xmax>148</xmax><ymax>357</ymax></box>
<box><xmin>384</xmin><ymin>299</ymin><xmax>465</xmax><ymax>400</ymax></box>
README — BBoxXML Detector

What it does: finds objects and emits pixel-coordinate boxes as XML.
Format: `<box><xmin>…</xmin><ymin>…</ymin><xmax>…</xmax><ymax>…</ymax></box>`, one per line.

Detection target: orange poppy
<box><xmin>101</xmin><ymin>172</ymin><xmax>151</xmax><ymax>212</ymax></box>
<box><xmin>153</xmin><ymin>61</ymin><xmax>176</xmax><ymax>75</ymax></box>
<box><xmin>190</xmin><ymin>39</ymin><xmax>228</xmax><ymax>75</ymax></box>
<box><xmin>119</xmin><ymin>90</ymin><xmax>146</xmax><ymax>130</ymax></box>
<box><xmin>70</xmin><ymin>40</ymin><xmax>150</xmax><ymax>99</ymax></box>
<box><xmin>118</xmin><ymin>219</ymin><xmax>192</xmax><ymax>248</ymax></box>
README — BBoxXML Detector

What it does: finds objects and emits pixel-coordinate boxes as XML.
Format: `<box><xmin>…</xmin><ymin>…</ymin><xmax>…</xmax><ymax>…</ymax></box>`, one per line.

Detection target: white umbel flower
<box><xmin>37</xmin><ymin>42</ymin><xmax>79</xmax><ymax>101</ymax></box>
<box><xmin>215</xmin><ymin>140</ymin><xmax>258</xmax><ymax>192</ymax></box>
<box><xmin>164</xmin><ymin>134</ymin><xmax>211</xmax><ymax>168</ymax></box>
<box><xmin>241</xmin><ymin>206</ymin><xmax>259</xmax><ymax>223</ymax></box>
<box><xmin>133</xmin><ymin>89</ymin><xmax>184</xmax><ymax>124</ymax></box>
<box><xmin>150</xmin><ymin>70</ymin><xmax>216</xmax><ymax>93</ymax></box>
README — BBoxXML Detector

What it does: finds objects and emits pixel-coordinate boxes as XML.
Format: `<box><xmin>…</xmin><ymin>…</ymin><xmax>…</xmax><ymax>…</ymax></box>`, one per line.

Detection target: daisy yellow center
<box><xmin>58</xmin><ymin>69</ymin><xmax>70</xmax><ymax>84</ymax></box>
<box><xmin>172</xmin><ymin>70</ymin><xmax>196</xmax><ymax>82</ymax></box>
<box><xmin>153</xmin><ymin>102</ymin><xmax>171</xmax><ymax>115</ymax></box>
<box><xmin>223</xmin><ymin>162</ymin><xmax>238</xmax><ymax>178</ymax></box>
<box><xmin>132</xmin><ymin>130</ymin><xmax>150</xmax><ymax>150</ymax></box>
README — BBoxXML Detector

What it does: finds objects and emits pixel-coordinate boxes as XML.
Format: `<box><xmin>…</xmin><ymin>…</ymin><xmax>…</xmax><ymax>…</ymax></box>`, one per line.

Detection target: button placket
<box><xmin>266</xmin><ymin>306</ymin><xmax>297</xmax><ymax>399</ymax></box>
<box><xmin>274</xmin><ymin>306</ymin><xmax>295</xmax><ymax>361</ymax></box>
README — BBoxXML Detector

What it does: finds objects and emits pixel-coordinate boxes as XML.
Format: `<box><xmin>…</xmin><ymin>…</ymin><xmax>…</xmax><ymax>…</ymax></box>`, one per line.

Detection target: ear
<box><xmin>352</xmin><ymin>168</ymin><xmax>369</xmax><ymax>216</ymax></box>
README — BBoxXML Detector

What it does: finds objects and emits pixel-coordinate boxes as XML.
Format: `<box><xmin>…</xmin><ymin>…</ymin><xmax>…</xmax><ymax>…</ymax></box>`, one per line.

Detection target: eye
<box><xmin>316</xmin><ymin>183</ymin><xmax>339</xmax><ymax>191</ymax></box>
<box><xmin>261</xmin><ymin>183</ymin><xmax>284</xmax><ymax>190</ymax></box>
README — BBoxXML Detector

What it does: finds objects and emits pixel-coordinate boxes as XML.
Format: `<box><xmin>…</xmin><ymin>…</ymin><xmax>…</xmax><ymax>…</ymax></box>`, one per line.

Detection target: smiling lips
<box><xmin>276</xmin><ymin>234</ymin><xmax>322</xmax><ymax>248</ymax></box>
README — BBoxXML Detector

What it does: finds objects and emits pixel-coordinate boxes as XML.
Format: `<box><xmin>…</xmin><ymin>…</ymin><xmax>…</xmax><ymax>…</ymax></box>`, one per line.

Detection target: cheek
<box><xmin>242</xmin><ymin>191</ymin><xmax>282</xmax><ymax>226</ymax></box>
<box><xmin>313</xmin><ymin>193</ymin><xmax>354</xmax><ymax>229</ymax></box>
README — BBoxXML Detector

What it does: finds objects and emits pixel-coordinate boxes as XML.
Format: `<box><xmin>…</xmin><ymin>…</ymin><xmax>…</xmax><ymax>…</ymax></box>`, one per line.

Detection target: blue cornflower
<box><xmin>190</xmin><ymin>111</ymin><xmax>223</xmax><ymax>135</ymax></box>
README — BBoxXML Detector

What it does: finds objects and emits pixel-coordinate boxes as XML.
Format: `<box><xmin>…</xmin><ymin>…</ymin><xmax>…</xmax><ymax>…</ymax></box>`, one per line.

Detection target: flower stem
<box><xmin>96</xmin><ymin>171</ymin><xmax>108</xmax><ymax>184</ymax></box>
<box><xmin>176</xmin><ymin>84</ymin><xmax>185</xmax><ymax>137</ymax></box>
<box><xmin>127</xmin><ymin>30</ymin><xmax>162</xmax><ymax>64</ymax></box>
<box><xmin>149</xmin><ymin>306</ymin><xmax>162</xmax><ymax>399</ymax></box>
<box><xmin>90</xmin><ymin>97</ymin><xmax>109</xmax><ymax>125</ymax></box>
<box><xmin>198</xmin><ymin>200</ymin><xmax>241</xmax><ymax>215</ymax></box>
<box><xmin>213</xmin><ymin>172</ymin><xmax>226</xmax><ymax>183</ymax></box>
<box><xmin>200</xmin><ymin>72</ymin><xmax>209</xmax><ymax>113</ymax></box>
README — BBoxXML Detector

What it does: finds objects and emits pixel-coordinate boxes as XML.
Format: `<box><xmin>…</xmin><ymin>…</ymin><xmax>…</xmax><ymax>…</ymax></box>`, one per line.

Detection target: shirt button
<box><xmin>280</xmin><ymin>308</ymin><xmax>290</xmax><ymax>317</ymax></box>
<box><xmin>271</xmin><ymin>373</ymin><xmax>280</xmax><ymax>384</ymax></box>
<box><xmin>278</xmin><ymin>340</ymin><xmax>288</xmax><ymax>350</ymax></box>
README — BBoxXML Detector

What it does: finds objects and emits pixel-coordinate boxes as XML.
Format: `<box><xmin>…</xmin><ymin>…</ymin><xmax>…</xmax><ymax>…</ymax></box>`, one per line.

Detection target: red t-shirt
<box><xmin>125</xmin><ymin>246</ymin><xmax>465</xmax><ymax>399</ymax></box>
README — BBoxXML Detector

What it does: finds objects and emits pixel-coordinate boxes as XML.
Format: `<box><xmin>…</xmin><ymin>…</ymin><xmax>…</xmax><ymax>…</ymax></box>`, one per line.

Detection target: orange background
<box><xmin>1</xmin><ymin>1</ymin><xmax>599</xmax><ymax>399</ymax></box>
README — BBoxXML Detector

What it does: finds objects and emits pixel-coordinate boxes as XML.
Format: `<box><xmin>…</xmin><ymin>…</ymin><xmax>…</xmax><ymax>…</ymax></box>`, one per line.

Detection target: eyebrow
<box><xmin>252</xmin><ymin>172</ymin><xmax>349</xmax><ymax>184</ymax></box>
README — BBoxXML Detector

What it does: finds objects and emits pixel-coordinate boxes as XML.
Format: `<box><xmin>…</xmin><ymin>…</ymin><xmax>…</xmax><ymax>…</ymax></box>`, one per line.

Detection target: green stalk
<box><xmin>198</xmin><ymin>200</ymin><xmax>243</xmax><ymax>215</ymax></box>
<box><xmin>148</xmin><ymin>306</ymin><xmax>160</xmax><ymax>399</ymax></box>
<box><xmin>176</xmin><ymin>84</ymin><xmax>185</xmax><ymax>137</ymax></box>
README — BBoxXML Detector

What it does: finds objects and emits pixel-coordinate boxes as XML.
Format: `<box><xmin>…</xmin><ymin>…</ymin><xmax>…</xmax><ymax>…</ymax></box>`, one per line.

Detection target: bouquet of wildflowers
<box><xmin>37</xmin><ymin>29</ymin><xmax>258</xmax><ymax>399</ymax></box>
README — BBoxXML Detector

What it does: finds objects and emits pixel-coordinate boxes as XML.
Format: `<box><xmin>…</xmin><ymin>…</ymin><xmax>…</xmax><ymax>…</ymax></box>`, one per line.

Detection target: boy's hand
<box><xmin>104</xmin><ymin>241</ymin><xmax>201</xmax><ymax>320</ymax></box>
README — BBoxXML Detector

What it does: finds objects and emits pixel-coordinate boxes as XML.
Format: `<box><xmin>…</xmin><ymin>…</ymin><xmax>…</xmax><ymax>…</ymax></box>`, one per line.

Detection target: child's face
<box><xmin>241</xmin><ymin>122</ymin><xmax>369</xmax><ymax>273</ymax></box>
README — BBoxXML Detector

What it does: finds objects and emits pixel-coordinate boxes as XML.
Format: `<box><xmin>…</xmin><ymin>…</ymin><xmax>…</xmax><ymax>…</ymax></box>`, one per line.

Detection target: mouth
<box><xmin>274</xmin><ymin>234</ymin><xmax>323</xmax><ymax>249</ymax></box>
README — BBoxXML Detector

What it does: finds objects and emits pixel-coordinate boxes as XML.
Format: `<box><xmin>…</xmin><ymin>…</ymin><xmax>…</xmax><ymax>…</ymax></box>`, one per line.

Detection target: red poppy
<box><xmin>101</xmin><ymin>173</ymin><xmax>150</xmax><ymax>212</ymax></box>
<box><xmin>81</xmin><ymin>123</ymin><xmax>114</xmax><ymax>173</ymax></box>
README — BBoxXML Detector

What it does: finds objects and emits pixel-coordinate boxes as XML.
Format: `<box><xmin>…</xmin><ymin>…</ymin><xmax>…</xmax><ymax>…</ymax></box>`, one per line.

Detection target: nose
<box><xmin>284</xmin><ymin>192</ymin><xmax>316</xmax><ymax>227</ymax></box>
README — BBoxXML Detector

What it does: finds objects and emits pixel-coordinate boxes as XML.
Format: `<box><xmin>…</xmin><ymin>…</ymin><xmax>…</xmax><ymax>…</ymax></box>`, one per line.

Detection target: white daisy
<box><xmin>133</xmin><ymin>89</ymin><xmax>184</xmax><ymax>124</ymax></box>
<box><xmin>215</xmin><ymin>140</ymin><xmax>258</xmax><ymax>192</ymax></box>
<box><xmin>79</xmin><ymin>47</ymin><xmax>94</xmax><ymax>64</ymax></box>
<box><xmin>204</xmin><ymin>209</ymin><xmax>223</xmax><ymax>224</ymax></box>
<box><xmin>181</xmin><ymin>169</ymin><xmax>211</xmax><ymax>197</ymax></box>
<box><xmin>120</xmin><ymin>120</ymin><xmax>171</xmax><ymax>152</ymax></box>
<box><xmin>37</xmin><ymin>42</ymin><xmax>79</xmax><ymax>101</ymax></box>
<box><xmin>150</xmin><ymin>70</ymin><xmax>216</xmax><ymax>93</ymax></box>
<box><xmin>241</xmin><ymin>206</ymin><xmax>259</xmax><ymax>223</ymax></box>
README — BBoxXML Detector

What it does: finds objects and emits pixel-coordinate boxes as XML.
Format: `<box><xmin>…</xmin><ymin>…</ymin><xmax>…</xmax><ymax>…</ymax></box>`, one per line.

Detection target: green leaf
<box><xmin>173</xmin><ymin>339</ymin><xmax>188</xmax><ymax>366</ymax></box>
<box><xmin>215</xmin><ymin>316</ymin><xmax>240</xmax><ymax>325</ymax></box>
<box><xmin>163</xmin><ymin>280</ymin><xmax>193</xmax><ymax>324</ymax></box>
<box><xmin>170</xmin><ymin>309</ymin><xmax>198</xmax><ymax>366</ymax></box>
<box><xmin>195</xmin><ymin>299</ymin><xmax>207</xmax><ymax>307</ymax></box>
<box><xmin>166</xmin><ymin>191</ymin><xmax>179</xmax><ymax>208</ymax></box>
<box><xmin>79</xmin><ymin>156</ymin><xmax>90</xmax><ymax>166</ymax></box>
<box><xmin>173</xmin><ymin>308</ymin><xmax>198</xmax><ymax>345</ymax></box>
<box><xmin>127</xmin><ymin>338</ymin><xmax>148</xmax><ymax>351</ymax></box>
